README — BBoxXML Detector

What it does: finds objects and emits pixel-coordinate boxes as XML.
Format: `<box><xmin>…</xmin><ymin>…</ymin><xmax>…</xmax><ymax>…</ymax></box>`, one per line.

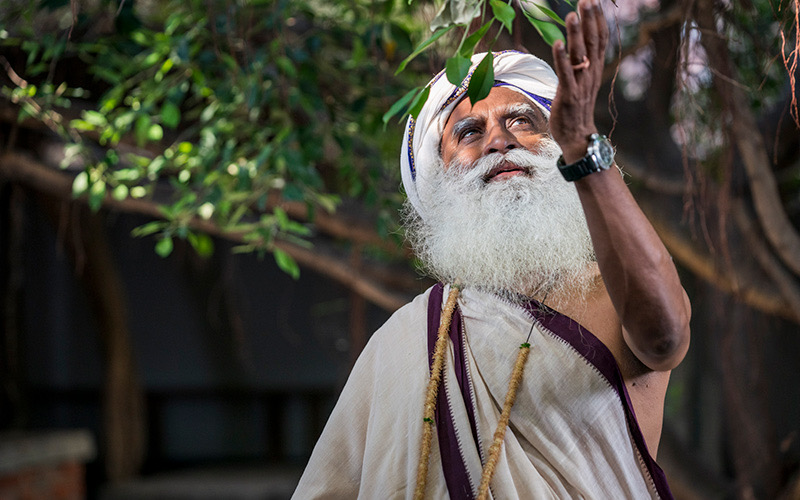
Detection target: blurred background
<box><xmin>0</xmin><ymin>0</ymin><xmax>798</xmax><ymax>499</ymax></box>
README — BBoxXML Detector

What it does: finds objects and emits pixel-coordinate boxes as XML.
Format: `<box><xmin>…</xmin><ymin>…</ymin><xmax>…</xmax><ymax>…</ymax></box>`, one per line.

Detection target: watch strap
<box><xmin>557</xmin><ymin>155</ymin><xmax>602</xmax><ymax>182</ymax></box>
<box><xmin>557</xmin><ymin>133</ymin><xmax>613</xmax><ymax>182</ymax></box>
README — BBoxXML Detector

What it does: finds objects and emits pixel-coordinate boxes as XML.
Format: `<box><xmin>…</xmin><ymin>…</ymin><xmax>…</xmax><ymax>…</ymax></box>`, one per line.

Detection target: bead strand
<box><xmin>476</xmin><ymin>342</ymin><xmax>532</xmax><ymax>500</ymax></box>
<box><xmin>413</xmin><ymin>284</ymin><xmax>461</xmax><ymax>500</ymax></box>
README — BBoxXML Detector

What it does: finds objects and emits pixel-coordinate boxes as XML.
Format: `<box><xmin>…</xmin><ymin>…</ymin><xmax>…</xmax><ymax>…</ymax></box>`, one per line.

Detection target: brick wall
<box><xmin>0</xmin><ymin>430</ymin><xmax>95</xmax><ymax>500</ymax></box>
<box><xmin>0</xmin><ymin>460</ymin><xmax>86</xmax><ymax>500</ymax></box>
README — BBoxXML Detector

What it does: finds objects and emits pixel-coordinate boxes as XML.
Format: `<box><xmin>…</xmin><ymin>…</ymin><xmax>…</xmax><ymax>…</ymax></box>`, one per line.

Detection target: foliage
<box><xmin>0</xmin><ymin>0</ymin><xmax>573</xmax><ymax>275</ymax></box>
<box><xmin>1</xmin><ymin>0</ymin><xmax>424</xmax><ymax>273</ymax></box>
<box><xmin>383</xmin><ymin>0</ymin><xmax>573</xmax><ymax>124</ymax></box>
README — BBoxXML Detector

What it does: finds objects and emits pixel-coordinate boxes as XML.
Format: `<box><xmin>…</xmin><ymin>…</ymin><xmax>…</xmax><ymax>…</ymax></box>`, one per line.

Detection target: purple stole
<box><xmin>426</xmin><ymin>283</ymin><xmax>674</xmax><ymax>500</ymax></box>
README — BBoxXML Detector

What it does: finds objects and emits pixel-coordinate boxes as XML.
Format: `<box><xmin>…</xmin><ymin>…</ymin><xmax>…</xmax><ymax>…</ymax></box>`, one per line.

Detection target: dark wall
<box><xmin>10</xmin><ymin>192</ymin><xmax>391</xmax><ymax>473</ymax></box>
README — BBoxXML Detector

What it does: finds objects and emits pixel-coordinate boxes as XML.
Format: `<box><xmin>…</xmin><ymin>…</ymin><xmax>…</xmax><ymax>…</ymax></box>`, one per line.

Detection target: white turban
<box><xmin>400</xmin><ymin>50</ymin><xmax>558</xmax><ymax>213</ymax></box>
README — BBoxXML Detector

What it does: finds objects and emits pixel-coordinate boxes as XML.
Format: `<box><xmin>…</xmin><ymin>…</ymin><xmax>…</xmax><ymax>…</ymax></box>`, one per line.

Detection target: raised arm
<box><xmin>549</xmin><ymin>0</ymin><xmax>690</xmax><ymax>371</ymax></box>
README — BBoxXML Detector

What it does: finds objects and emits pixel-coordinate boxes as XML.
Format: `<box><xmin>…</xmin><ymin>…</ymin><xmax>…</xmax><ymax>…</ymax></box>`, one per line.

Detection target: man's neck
<box><xmin>523</xmin><ymin>263</ymin><xmax>603</xmax><ymax>310</ymax></box>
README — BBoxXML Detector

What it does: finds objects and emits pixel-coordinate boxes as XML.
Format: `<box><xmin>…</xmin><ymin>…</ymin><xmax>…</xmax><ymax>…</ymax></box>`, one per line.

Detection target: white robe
<box><xmin>293</xmin><ymin>285</ymin><xmax>671</xmax><ymax>499</ymax></box>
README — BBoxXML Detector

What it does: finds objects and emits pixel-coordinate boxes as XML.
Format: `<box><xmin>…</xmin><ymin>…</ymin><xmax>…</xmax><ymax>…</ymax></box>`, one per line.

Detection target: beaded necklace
<box><xmin>413</xmin><ymin>284</ymin><xmax>533</xmax><ymax>500</ymax></box>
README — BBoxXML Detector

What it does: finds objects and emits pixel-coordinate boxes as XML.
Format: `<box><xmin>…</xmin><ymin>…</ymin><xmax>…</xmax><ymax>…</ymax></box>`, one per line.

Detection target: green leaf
<box><xmin>143</xmin><ymin>51</ymin><xmax>161</xmax><ymax>67</ymax></box>
<box><xmin>431</xmin><ymin>0</ymin><xmax>482</xmax><ymax>30</ymax></box>
<box><xmin>114</xmin><ymin>167</ymin><xmax>143</xmax><ymax>181</ymax></box>
<box><xmin>523</xmin><ymin>12</ymin><xmax>564</xmax><ymax>46</ymax></box>
<box><xmin>27</xmin><ymin>63</ymin><xmax>47</xmax><ymax>77</ymax></box>
<box><xmin>131</xmin><ymin>31</ymin><xmax>149</xmax><ymax>45</ymax></box>
<box><xmin>490</xmin><ymin>0</ymin><xmax>516</xmax><ymax>33</ymax></box>
<box><xmin>284</xmin><ymin>220</ymin><xmax>311</xmax><ymax>237</ymax></box>
<box><xmin>283</xmin><ymin>183</ymin><xmax>303</xmax><ymax>201</ymax></box>
<box><xmin>83</xmin><ymin>110</ymin><xmax>107</xmax><ymax>127</ymax></box>
<box><xmin>60</xmin><ymin>144</ymin><xmax>83</xmax><ymax>169</ymax></box>
<box><xmin>148</xmin><ymin>123</ymin><xmax>164</xmax><ymax>141</ymax></box>
<box><xmin>273</xmin><ymin>248</ymin><xmax>300</xmax><ymax>279</ymax></box>
<box><xmin>148</xmin><ymin>156</ymin><xmax>166</xmax><ymax>177</ymax></box>
<box><xmin>529</xmin><ymin>2</ymin><xmax>566</xmax><ymax>26</ymax></box>
<box><xmin>459</xmin><ymin>21</ymin><xmax>493</xmax><ymax>58</ymax></box>
<box><xmin>408</xmin><ymin>85</ymin><xmax>431</xmax><ymax>119</ymax></box>
<box><xmin>114</xmin><ymin>110</ymin><xmax>136</xmax><ymax>131</ymax></box>
<box><xmin>396</xmin><ymin>26</ymin><xmax>455</xmax><ymax>75</ymax></box>
<box><xmin>446</xmin><ymin>54</ymin><xmax>472</xmax><ymax>86</ymax></box>
<box><xmin>317</xmin><ymin>194</ymin><xmax>338</xmax><ymax>214</ymax></box>
<box><xmin>160</xmin><ymin>58</ymin><xmax>174</xmax><ymax>74</ymax></box>
<box><xmin>88</xmin><ymin>180</ymin><xmax>106</xmax><ymax>212</ymax></box>
<box><xmin>155</xmin><ymin>236</ymin><xmax>173</xmax><ymax>258</ymax></box>
<box><xmin>276</xmin><ymin>56</ymin><xmax>297</xmax><ymax>78</ymax></box>
<box><xmin>187</xmin><ymin>231</ymin><xmax>214</xmax><ymax>258</ymax></box>
<box><xmin>112</xmin><ymin>184</ymin><xmax>129</xmax><ymax>200</ymax></box>
<box><xmin>274</xmin><ymin>206</ymin><xmax>289</xmax><ymax>230</ymax></box>
<box><xmin>70</xmin><ymin>119</ymin><xmax>95</xmax><ymax>132</ymax></box>
<box><xmin>161</xmin><ymin>101</ymin><xmax>180</xmax><ymax>128</ymax></box>
<box><xmin>135</xmin><ymin>115</ymin><xmax>151</xmax><ymax>146</ymax></box>
<box><xmin>132</xmin><ymin>221</ymin><xmax>164</xmax><ymax>237</ymax></box>
<box><xmin>382</xmin><ymin>87</ymin><xmax>418</xmax><ymax>125</ymax></box>
<box><xmin>467</xmin><ymin>52</ymin><xmax>494</xmax><ymax>106</ymax></box>
<box><xmin>72</xmin><ymin>171</ymin><xmax>89</xmax><ymax>197</ymax></box>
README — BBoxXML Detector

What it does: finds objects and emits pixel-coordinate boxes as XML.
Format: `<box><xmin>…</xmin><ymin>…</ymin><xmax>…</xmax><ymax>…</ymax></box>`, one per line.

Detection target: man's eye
<box><xmin>510</xmin><ymin>116</ymin><xmax>530</xmax><ymax>127</ymax></box>
<box><xmin>460</xmin><ymin>128</ymin><xmax>480</xmax><ymax>141</ymax></box>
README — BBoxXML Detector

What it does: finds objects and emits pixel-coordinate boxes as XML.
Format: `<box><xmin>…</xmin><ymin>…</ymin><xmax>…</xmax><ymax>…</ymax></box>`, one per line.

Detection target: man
<box><xmin>293</xmin><ymin>0</ymin><xmax>690</xmax><ymax>498</ymax></box>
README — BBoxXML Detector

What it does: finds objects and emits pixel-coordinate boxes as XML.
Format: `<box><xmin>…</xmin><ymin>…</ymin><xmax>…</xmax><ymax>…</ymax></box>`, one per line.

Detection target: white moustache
<box><xmin>448</xmin><ymin>140</ymin><xmax>562</xmax><ymax>186</ymax></box>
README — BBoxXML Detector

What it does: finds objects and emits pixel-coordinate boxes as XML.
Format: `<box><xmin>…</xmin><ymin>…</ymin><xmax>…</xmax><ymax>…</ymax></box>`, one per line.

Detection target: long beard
<box><xmin>404</xmin><ymin>139</ymin><xmax>597</xmax><ymax>302</ymax></box>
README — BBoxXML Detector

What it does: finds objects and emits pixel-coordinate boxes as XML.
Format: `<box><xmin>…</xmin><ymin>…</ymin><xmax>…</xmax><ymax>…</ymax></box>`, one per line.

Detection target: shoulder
<box><xmin>344</xmin><ymin>286</ymin><xmax>437</xmax><ymax>389</ymax></box>
<box><xmin>364</xmin><ymin>286</ymin><xmax>433</xmax><ymax>354</ymax></box>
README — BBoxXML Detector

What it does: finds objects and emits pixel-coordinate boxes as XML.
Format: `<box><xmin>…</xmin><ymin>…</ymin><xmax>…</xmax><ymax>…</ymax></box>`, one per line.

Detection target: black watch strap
<box><xmin>557</xmin><ymin>155</ymin><xmax>602</xmax><ymax>182</ymax></box>
<box><xmin>556</xmin><ymin>133</ymin><xmax>613</xmax><ymax>182</ymax></box>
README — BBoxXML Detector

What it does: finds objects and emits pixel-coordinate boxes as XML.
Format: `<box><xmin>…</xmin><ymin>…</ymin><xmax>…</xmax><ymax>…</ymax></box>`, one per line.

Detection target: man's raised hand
<box><xmin>549</xmin><ymin>0</ymin><xmax>610</xmax><ymax>164</ymax></box>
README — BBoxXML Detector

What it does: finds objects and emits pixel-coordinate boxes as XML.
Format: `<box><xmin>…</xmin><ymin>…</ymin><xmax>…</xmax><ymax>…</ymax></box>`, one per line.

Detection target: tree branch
<box><xmin>650</xmin><ymin>215</ymin><xmax>797</xmax><ymax>323</ymax></box>
<box><xmin>617</xmin><ymin>151</ymin><xmax>685</xmax><ymax>196</ymax></box>
<box><xmin>694</xmin><ymin>1</ymin><xmax>800</xmax><ymax>277</ymax></box>
<box><xmin>617</xmin><ymin>153</ymin><xmax>800</xmax><ymax>324</ymax></box>
<box><xmin>601</xmin><ymin>4</ymin><xmax>684</xmax><ymax>84</ymax></box>
<box><xmin>0</xmin><ymin>152</ymin><xmax>413</xmax><ymax>312</ymax></box>
<box><xmin>0</xmin><ymin>103</ymin><xmax>410</xmax><ymax>259</ymax></box>
<box><xmin>276</xmin><ymin>199</ymin><xmax>410</xmax><ymax>258</ymax></box>
<box><xmin>732</xmin><ymin>198</ymin><xmax>800</xmax><ymax>323</ymax></box>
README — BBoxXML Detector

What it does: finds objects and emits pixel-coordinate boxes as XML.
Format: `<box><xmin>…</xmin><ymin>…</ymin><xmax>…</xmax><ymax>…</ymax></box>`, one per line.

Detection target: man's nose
<box><xmin>483</xmin><ymin>125</ymin><xmax>521</xmax><ymax>156</ymax></box>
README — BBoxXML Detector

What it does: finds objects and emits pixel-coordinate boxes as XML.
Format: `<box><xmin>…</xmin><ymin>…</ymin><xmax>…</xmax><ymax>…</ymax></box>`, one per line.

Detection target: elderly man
<box><xmin>293</xmin><ymin>0</ymin><xmax>690</xmax><ymax>498</ymax></box>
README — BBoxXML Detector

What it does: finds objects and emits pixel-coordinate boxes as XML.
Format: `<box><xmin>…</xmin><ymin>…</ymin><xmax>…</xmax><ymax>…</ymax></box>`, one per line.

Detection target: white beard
<box><xmin>404</xmin><ymin>139</ymin><xmax>597</xmax><ymax>302</ymax></box>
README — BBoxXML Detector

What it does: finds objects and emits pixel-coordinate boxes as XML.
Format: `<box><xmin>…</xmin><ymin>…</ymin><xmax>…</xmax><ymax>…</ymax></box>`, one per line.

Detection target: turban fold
<box><xmin>400</xmin><ymin>50</ymin><xmax>558</xmax><ymax>213</ymax></box>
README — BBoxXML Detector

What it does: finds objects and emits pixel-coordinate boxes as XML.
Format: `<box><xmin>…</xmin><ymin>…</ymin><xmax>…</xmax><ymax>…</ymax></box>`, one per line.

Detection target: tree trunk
<box><xmin>37</xmin><ymin>193</ymin><xmax>146</xmax><ymax>483</ymax></box>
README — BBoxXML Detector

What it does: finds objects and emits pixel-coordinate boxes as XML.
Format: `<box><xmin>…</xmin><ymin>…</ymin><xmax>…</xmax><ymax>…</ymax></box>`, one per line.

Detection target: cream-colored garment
<box><xmin>292</xmin><ymin>286</ymin><xmax>661</xmax><ymax>499</ymax></box>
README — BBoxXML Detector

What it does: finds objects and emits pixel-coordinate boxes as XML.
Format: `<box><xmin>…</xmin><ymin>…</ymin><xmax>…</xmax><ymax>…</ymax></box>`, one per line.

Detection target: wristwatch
<box><xmin>556</xmin><ymin>133</ymin><xmax>615</xmax><ymax>182</ymax></box>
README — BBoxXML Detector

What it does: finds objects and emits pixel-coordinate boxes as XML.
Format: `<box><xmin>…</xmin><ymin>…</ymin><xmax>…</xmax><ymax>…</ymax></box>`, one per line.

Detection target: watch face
<box><xmin>597</xmin><ymin>140</ymin><xmax>614</xmax><ymax>166</ymax></box>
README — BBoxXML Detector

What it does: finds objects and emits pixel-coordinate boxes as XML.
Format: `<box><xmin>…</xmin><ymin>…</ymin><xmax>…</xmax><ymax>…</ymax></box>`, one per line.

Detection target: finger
<box><xmin>595</xmin><ymin>2</ymin><xmax>609</xmax><ymax>65</ymax></box>
<box><xmin>552</xmin><ymin>39</ymin><xmax>576</xmax><ymax>91</ymax></box>
<box><xmin>565</xmin><ymin>11</ymin><xmax>586</xmax><ymax>67</ymax></box>
<box><xmin>580</xmin><ymin>0</ymin><xmax>600</xmax><ymax>63</ymax></box>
